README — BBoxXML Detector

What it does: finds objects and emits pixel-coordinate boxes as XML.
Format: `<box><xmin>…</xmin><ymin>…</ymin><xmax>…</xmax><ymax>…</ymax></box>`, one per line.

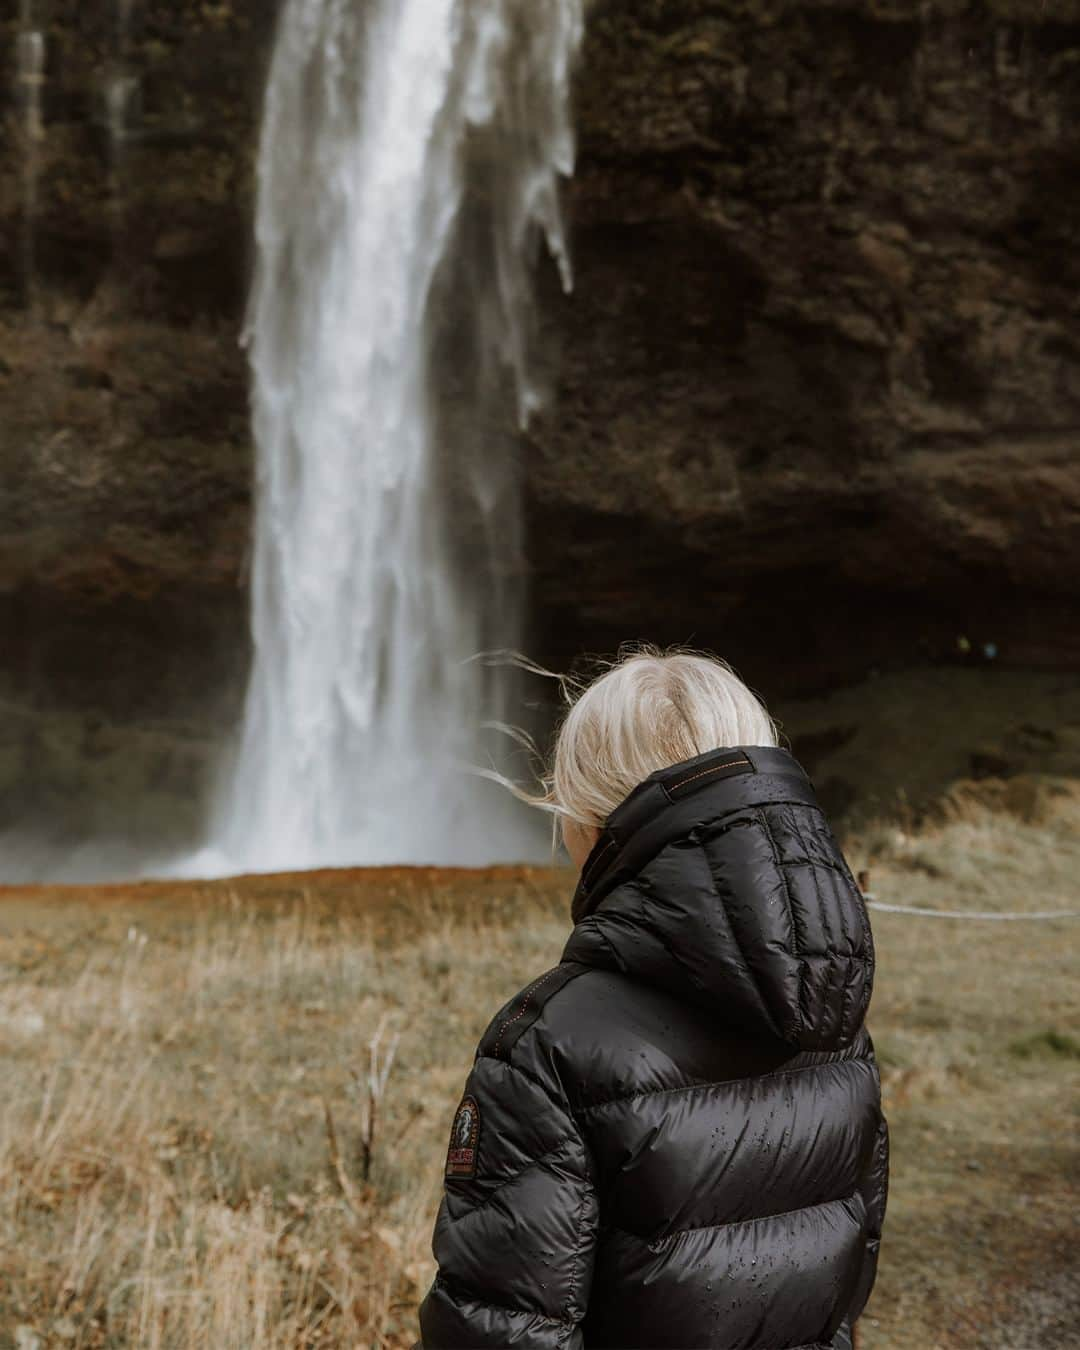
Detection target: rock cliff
<box><xmin>1</xmin><ymin>1</ymin><xmax>1078</xmax><ymax>848</ymax></box>
<box><xmin>530</xmin><ymin>0</ymin><xmax>1080</xmax><ymax>682</ymax></box>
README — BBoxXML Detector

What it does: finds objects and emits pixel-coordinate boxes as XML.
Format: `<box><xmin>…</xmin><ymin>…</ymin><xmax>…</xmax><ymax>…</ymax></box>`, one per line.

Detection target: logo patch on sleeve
<box><xmin>445</xmin><ymin>1095</ymin><xmax>480</xmax><ymax>1178</ymax></box>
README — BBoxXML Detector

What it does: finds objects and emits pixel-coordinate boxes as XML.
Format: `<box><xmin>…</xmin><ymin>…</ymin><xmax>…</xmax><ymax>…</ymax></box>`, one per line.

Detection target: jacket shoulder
<box><xmin>476</xmin><ymin>961</ymin><xmax>593</xmax><ymax>1066</ymax></box>
<box><xmin>483</xmin><ymin>958</ymin><xmax>880</xmax><ymax>1119</ymax></box>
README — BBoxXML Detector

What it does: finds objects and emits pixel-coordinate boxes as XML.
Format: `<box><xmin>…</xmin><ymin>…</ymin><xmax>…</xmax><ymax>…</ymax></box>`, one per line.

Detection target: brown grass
<box><xmin>0</xmin><ymin>792</ymin><xmax>1076</xmax><ymax>1349</ymax></box>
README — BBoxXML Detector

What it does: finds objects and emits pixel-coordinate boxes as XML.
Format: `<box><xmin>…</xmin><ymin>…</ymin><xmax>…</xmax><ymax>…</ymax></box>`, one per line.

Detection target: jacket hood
<box><xmin>561</xmin><ymin>745</ymin><xmax>874</xmax><ymax>1051</ymax></box>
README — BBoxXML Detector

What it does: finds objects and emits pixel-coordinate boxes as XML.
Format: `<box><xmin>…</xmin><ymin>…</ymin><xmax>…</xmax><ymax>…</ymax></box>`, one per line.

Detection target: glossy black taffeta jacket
<box><xmin>419</xmin><ymin>746</ymin><xmax>888</xmax><ymax>1349</ymax></box>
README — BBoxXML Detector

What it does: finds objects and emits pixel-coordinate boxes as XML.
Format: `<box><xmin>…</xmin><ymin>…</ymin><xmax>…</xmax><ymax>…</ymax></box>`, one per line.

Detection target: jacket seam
<box><xmin>474</xmin><ymin>1052</ymin><xmax>556</xmax><ymax>1104</ymax></box>
<box><xmin>635</xmin><ymin>874</ymin><xmax>718</xmax><ymax>1008</ymax></box>
<box><xmin>559</xmin><ymin>1163</ymin><xmax>592</xmax><ymax>1344</ymax></box>
<box><xmin>431</xmin><ymin>1272</ymin><xmax>574</xmax><ymax>1329</ymax></box>
<box><xmin>682</xmin><ymin>793</ymin><xmax>818</xmax><ymax>843</ymax></box>
<box><xmin>696</xmin><ymin>834</ymin><xmax>780</xmax><ymax>1039</ymax></box>
<box><xmin>793</xmin><ymin>812</ymin><xmax>848</xmax><ymax>1044</ymax></box>
<box><xmin>668</xmin><ymin>757</ymin><xmax>752</xmax><ymax>792</ymax></box>
<box><xmin>572</xmin><ymin>912</ymin><xmax>631</xmax><ymax>974</ymax></box>
<box><xmin>608</xmin><ymin>1190</ymin><xmax>861</xmax><ymax>1249</ymax></box>
<box><xmin>577</xmin><ymin>936</ymin><xmax>869</xmax><ymax>970</ymax></box>
<box><xmin>777</xmin><ymin>851</ymin><xmax>856</xmax><ymax>882</ymax></box>
<box><xmin>574</xmin><ymin>922</ymin><xmax>860</xmax><ymax>974</ymax></box>
<box><xmin>572</xmin><ymin>1051</ymin><xmax>875</xmax><ymax>1116</ymax></box>
<box><xmin>797</xmin><ymin>810</ymin><xmax>839</xmax><ymax>955</ymax></box>
<box><xmin>443</xmin><ymin>1139</ymin><xmax>571</xmax><ymax>1222</ymax></box>
<box><xmin>592</xmin><ymin>916</ymin><xmax>626</xmax><ymax>969</ymax></box>
<box><xmin>492</xmin><ymin>967</ymin><xmax>564</xmax><ymax>1058</ymax></box>
<box><xmin>818</xmin><ymin>810</ymin><xmax>859</xmax><ymax>1036</ymax></box>
<box><xmin>561</xmin><ymin>1081</ymin><xmax>598</xmax><ymax>1337</ymax></box>
<box><xmin>580</xmin><ymin>835</ymin><xmax>618</xmax><ymax>892</ymax></box>
<box><xmin>757</xmin><ymin>805</ymin><xmax>809</xmax><ymax>1037</ymax></box>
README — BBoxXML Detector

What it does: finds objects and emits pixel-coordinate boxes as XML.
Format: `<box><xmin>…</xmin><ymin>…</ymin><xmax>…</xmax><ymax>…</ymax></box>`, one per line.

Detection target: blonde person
<box><xmin>418</xmin><ymin>647</ymin><xmax>888</xmax><ymax>1350</ymax></box>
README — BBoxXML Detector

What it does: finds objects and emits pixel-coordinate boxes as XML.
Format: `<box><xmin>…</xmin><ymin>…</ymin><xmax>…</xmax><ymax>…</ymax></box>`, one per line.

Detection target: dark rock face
<box><xmin>1</xmin><ymin>0</ymin><xmax>1079</xmax><ymax>850</ymax></box>
<box><xmin>0</xmin><ymin>0</ymin><xmax>266</xmax><ymax>849</ymax></box>
<box><xmin>528</xmin><ymin>0</ymin><xmax>1080</xmax><ymax>685</ymax></box>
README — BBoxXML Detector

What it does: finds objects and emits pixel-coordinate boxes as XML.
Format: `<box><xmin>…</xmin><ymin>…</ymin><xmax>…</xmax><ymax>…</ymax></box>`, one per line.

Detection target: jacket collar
<box><xmin>571</xmin><ymin>745</ymin><xmax>817</xmax><ymax>924</ymax></box>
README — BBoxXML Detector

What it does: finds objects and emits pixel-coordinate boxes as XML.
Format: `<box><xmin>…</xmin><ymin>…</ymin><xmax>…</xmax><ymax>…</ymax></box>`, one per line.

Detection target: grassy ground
<box><xmin>0</xmin><ymin>789</ymin><xmax>1077</xmax><ymax>1349</ymax></box>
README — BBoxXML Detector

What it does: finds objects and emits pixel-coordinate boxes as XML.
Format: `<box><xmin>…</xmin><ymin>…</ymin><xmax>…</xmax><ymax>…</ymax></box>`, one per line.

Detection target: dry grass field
<box><xmin>0</xmin><ymin>781</ymin><xmax>1077</xmax><ymax>1349</ymax></box>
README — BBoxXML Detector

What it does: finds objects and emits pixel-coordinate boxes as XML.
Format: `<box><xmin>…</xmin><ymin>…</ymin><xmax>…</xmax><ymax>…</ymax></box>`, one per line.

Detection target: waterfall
<box><xmin>105</xmin><ymin>0</ymin><xmax>139</xmax><ymax>149</ymax></box>
<box><xmin>204</xmin><ymin>0</ymin><xmax>584</xmax><ymax>872</ymax></box>
<box><xmin>105</xmin><ymin>0</ymin><xmax>139</xmax><ymax>253</ymax></box>
<box><xmin>15</xmin><ymin>0</ymin><xmax>45</xmax><ymax>311</ymax></box>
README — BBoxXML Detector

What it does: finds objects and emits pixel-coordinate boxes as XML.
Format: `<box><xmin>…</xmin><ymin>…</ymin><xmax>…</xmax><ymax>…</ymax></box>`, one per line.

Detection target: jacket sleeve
<box><xmin>849</xmin><ymin>1102</ymin><xmax>889</xmax><ymax>1326</ymax></box>
<box><xmin>418</xmin><ymin>1051</ymin><xmax>599</xmax><ymax>1349</ymax></box>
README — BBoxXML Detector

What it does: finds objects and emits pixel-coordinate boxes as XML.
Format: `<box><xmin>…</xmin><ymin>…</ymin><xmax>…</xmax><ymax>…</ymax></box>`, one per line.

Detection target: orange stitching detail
<box><xmin>668</xmin><ymin>758</ymin><xmax>751</xmax><ymax>793</ymax></box>
<box><xmin>493</xmin><ymin>968</ymin><xmax>562</xmax><ymax>1058</ymax></box>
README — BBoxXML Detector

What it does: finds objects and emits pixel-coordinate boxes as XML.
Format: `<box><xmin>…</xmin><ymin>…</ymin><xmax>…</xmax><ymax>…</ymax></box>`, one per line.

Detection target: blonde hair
<box><xmin>485</xmin><ymin>644</ymin><xmax>779</xmax><ymax>830</ymax></box>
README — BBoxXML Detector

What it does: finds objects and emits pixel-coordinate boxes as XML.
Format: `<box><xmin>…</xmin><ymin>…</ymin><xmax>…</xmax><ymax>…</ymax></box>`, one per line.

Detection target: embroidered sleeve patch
<box><xmin>445</xmin><ymin>1095</ymin><xmax>480</xmax><ymax>1179</ymax></box>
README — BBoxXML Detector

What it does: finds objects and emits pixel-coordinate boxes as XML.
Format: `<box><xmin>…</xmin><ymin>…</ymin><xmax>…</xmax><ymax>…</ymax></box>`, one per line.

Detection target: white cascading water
<box><xmin>203</xmin><ymin>0</ymin><xmax>584</xmax><ymax>872</ymax></box>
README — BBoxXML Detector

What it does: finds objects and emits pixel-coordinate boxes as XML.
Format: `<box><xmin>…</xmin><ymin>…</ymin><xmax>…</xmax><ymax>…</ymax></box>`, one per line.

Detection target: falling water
<box><xmin>106</xmin><ymin>0</ymin><xmax>137</xmax><ymax>137</ymax></box>
<box><xmin>205</xmin><ymin>0</ymin><xmax>584</xmax><ymax>872</ymax></box>
<box><xmin>104</xmin><ymin>0</ymin><xmax>139</xmax><ymax>251</ymax></box>
<box><xmin>15</xmin><ymin>0</ymin><xmax>45</xmax><ymax>311</ymax></box>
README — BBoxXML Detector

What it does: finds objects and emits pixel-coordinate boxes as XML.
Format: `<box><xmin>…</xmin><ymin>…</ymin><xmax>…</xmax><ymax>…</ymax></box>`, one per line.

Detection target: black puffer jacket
<box><xmin>419</xmin><ymin>746</ymin><xmax>888</xmax><ymax>1349</ymax></box>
